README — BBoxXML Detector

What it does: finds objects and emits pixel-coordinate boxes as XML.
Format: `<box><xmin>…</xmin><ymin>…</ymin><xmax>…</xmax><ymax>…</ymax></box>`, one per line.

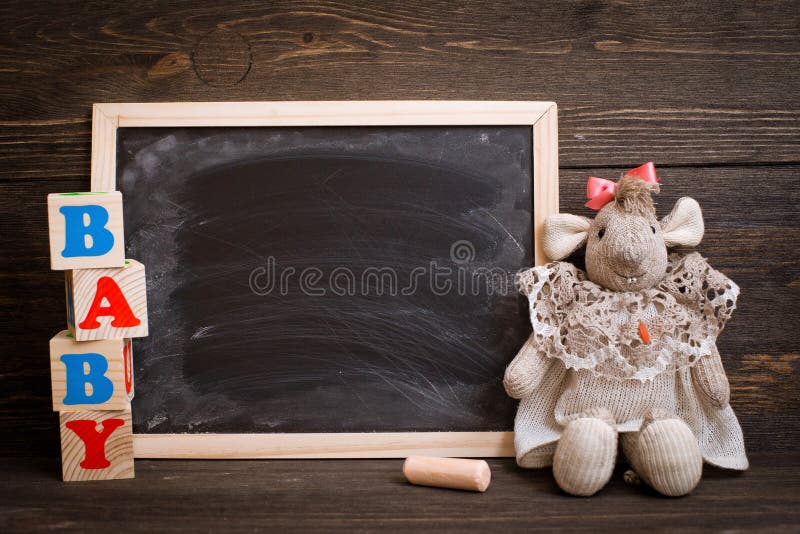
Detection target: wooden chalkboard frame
<box><xmin>90</xmin><ymin>101</ymin><xmax>559</xmax><ymax>459</ymax></box>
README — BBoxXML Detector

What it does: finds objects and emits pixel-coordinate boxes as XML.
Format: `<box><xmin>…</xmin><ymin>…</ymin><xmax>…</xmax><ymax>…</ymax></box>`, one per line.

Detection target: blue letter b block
<box><xmin>61</xmin><ymin>353</ymin><xmax>114</xmax><ymax>405</ymax></box>
<box><xmin>60</xmin><ymin>205</ymin><xmax>115</xmax><ymax>258</ymax></box>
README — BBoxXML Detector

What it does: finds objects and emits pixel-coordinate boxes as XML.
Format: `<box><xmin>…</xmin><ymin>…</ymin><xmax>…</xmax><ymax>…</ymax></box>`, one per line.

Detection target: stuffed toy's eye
<box><xmin>651</xmin><ymin>225</ymin><xmax>657</xmax><ymax>234</ymax></box>
<box><xmin>598</xmin><ymin>228</ymin><xmax>605</xmax><ymax>239</ymax></box>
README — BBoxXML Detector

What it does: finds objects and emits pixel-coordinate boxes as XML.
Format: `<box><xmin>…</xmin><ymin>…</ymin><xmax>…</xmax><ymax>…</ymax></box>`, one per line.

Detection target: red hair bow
<box><xmin>585</xmin><ymin>162</ymin><xmax>660</xmax><ymax>210</ymax></box>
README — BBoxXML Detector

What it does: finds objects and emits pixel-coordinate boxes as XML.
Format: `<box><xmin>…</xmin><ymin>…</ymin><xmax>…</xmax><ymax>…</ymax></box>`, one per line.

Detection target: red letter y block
<box><xmin>65</xmin><ymin>418</ymin><xmax>125</xmax><ymax>468</ymax></box>
<box><xmin>59</xmin><ymin>409</ymin><xmax>135</xmax><ymax>481</ymax></box>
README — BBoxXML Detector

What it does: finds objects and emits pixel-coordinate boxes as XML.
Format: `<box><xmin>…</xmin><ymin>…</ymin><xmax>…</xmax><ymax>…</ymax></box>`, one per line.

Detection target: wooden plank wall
<box><xmin>0</xmin><ymin>0</ymin><xmax>797</xmax><ymax>457</ymax></box>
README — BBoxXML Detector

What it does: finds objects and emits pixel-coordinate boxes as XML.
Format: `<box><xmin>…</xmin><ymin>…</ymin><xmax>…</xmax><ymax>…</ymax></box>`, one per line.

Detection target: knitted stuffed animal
<box><xmin>504</xmin><ymin>163</ymin><xmax>748</xmax><ymax>497</ymax></box>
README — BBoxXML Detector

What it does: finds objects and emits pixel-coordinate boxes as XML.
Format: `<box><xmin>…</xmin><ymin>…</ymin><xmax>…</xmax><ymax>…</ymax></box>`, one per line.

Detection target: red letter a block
<box><xmin>59</xmin><ymin>408</ymin><xmax>134</xmax><ymax>481</ymax></box>
<box><xmin>67</xmin><ymin>259</ymin><xmax>148</xmax><ymax>341</ymax></box>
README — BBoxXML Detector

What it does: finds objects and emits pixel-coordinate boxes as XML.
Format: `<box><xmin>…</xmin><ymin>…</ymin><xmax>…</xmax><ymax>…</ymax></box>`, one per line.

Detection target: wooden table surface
<box><xmin>2</xmin><ymin>454</ymin><xmax>799</xmax><ymax>532</ymax></box>
<box><xmin>1</xmin><ymin>1</ymin><xmax>798</xmax><ymax>531</ymax></box>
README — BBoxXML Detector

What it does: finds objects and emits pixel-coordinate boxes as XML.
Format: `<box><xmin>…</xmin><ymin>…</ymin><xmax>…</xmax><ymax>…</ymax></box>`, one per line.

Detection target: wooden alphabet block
<box><xmin>50</xmin><ymin>330</ymin><xmax>134</xmax><ymax>411</ymax></box>
<box><xmin>66</xmin><ymin>259</ymin><xmax>149</xmax><ymax>340</ymax></box>
<box><xmin>60</xmin><ymin>407</ymin><xmax>134</xmax><ymax>481</ymax></box>
<box><xmin>47</xmin><ymin>191</ymin><xmax>125</xmax><ymax>270</ymax></box>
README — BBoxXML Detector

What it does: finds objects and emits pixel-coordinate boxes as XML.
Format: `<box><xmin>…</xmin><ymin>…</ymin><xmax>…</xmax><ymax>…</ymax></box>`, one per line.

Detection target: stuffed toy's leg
<box><xmin>621</xmin><ymin>410</ymin><xmax>703</xmax><ymax>497</ymax></box>
<box><xmin>552</xmin><ymin>408</ymin><xmax>617</xmax><ymax>496</ymax></box>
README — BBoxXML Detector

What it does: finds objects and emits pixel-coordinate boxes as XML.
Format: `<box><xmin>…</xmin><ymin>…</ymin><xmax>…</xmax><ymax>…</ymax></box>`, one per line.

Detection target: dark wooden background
<box><xmin>0</xmin><ymin>1</ymin><xmax>797</xmax><ymax>531</ymax></box>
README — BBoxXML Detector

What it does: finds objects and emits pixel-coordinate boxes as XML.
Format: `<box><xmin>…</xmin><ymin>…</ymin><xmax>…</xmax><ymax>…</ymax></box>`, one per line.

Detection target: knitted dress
<box><xmin>512</xmin><ymin>252</ymin><xmax>748</xmax><ymax>470</ymax></box>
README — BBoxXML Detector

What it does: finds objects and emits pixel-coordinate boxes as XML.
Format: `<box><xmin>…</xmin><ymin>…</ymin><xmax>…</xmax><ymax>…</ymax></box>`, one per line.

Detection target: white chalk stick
<box><xmin>402</xmin><ymin>456</ymin><xmax>491</xmax><ymax>492</ymax></box>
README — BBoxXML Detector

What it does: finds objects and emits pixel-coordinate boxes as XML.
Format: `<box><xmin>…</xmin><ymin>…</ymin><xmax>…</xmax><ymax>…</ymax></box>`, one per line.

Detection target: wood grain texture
<box><xmin>533</xmin><ymin>104</ymin><xmax>559</xmax><ymax>264</ymax></box>
<box><xmin>133</xmin><ymin>432</ymin><xmax>515</xmax><ymax>459</ymax></box>
<box><xmin>90</xmin><ymin>100</ymin><xmax>554</xmax><ymax>191</ymax></box>
<box><xmin>50</xmin><ymin>331</ymin><xmax>133</xmax><ymax>411</ymax></box>
<box><xmin>0</xmin><ymin>0</ymin><xmax>797</xmax><ymax>527</ymax></box>
<box><xmin>0</xmin><ymin>0</ymin><xmax>798</xmax><ymax>184</ymax></box>
<box><xmin>1</xmin><ymin>454</ymin><xmax>798</xmax><ymax>531</ymax></box>
<box><xmin>89</xmin><ymin>105</ymin><xmax>118</xmax><ymax>191</ymax></box>
<box><xmin>59</xmin><ymin>408</ymin><xmax>134</xmax><ymax>481</ymax></box>
<box><xmin>46</xmin><ymin>191</ymin><xmax>125</xmax><ymax>270</ymax></box>
<box><xmin>68</xmin><ymin>259</ymin><xmax>148</xmax><ymax>340</ymax></box>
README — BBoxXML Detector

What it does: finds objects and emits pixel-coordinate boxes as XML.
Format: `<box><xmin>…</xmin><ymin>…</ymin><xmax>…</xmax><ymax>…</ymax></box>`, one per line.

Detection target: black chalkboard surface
<box><xmin>118</xmin><ymin>125</ymin><xmax>533</xmax><ymax>435</ymax></box>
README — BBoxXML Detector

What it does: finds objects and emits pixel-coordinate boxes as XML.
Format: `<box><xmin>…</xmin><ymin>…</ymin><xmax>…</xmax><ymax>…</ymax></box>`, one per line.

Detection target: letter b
<box><xmin>61</xmin><ymin>353</ymin><xmax>114</xmax><ymax>405</ymax></box>
<box><xmin>47</xmin><ymin>191</ymin><xmax>125</xmax><ymax>270</ymax></box>
<box><xmin>60</xmin><ymin>205</ymin><xmax>115</xmax><ymax>257</ymax></box>
<box><xmin>50</xmin><ymin>331</ymin><xmax>133</xmax><ymax>411</ymax></box>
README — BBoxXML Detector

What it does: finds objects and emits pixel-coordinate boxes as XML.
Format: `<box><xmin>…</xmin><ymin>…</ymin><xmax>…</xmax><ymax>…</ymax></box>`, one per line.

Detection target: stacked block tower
<box><xmin>47</xmin><ymin>191</ymin><xmax>148</xmax><ymax>481</ymax></box>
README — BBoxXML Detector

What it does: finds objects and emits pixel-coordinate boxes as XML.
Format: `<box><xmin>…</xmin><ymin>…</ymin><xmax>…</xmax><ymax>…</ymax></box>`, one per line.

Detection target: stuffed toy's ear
<box><xmin>660</xmin><ymin>197</ymin><xmax>704</xmax><ymax>247</ymax></box>
<box><xmin>543</xmin><ymin>213</ymin><xmax>591</xmax><ymax>260</ymax></box>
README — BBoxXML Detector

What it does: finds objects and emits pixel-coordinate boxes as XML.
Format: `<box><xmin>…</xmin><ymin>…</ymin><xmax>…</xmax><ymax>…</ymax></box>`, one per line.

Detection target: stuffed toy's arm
<box><xmin>503</xmin><ymin>333</ymin><xmax>550</xmax><ymax>399</ymax></box>
<box><xmin>673</xmin><ymin>254</ymin><xmax>736</xmax><ymax>408</ymax></box>
<box><xmin>507</xmin><ymin>261</ymin><xmax>580</xmax><ymax>400</ymax></box>
<box><xmin>691</xmin><ymin>347</ymin><xmax>730</xmax><ymax>408</ymax></box>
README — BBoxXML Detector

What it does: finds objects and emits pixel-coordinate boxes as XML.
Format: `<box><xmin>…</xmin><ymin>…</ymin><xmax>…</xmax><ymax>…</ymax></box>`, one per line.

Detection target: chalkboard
<box><xmin>95</xmin><ymin>101</ymin><xmax>559</xmax><ymax>457</ymax></box>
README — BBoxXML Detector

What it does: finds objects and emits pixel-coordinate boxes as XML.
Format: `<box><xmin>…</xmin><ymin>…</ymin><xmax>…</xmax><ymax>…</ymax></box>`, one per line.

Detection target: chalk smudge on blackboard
<box><xmin>118</xmin><ymin>126</ymin><xmax>533</xmax><ymax>434</ymax></box>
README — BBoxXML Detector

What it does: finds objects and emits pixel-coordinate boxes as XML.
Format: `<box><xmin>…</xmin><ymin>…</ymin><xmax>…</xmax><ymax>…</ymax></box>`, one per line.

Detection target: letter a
<box><xmin>78</xmin><ymin>277</ymin><xmax>141</xmax><ymax>330</ymax></box>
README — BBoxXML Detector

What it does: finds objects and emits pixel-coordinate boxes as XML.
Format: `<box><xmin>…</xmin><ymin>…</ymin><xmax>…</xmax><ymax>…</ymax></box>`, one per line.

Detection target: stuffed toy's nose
<box><xmin>622</xmin><ymin>242</ymin><xmax>647</xmax><ymax>265</ymax></box>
